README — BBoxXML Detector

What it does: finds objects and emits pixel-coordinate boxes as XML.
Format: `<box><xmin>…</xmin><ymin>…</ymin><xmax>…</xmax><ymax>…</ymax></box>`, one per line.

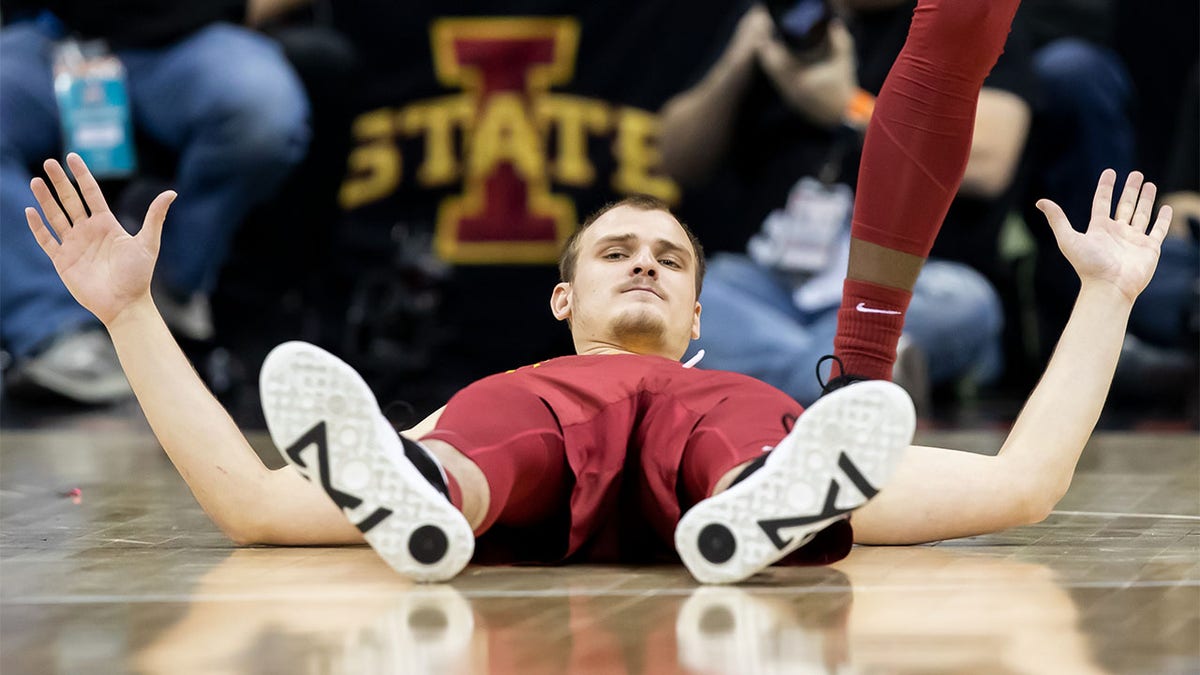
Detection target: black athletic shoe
<box><xmin>260</xmin><ymin>341</ymin><xmax>474</xmax><ymax>582</ymax></box>
<box><xmin>815</xmin><ymin>354</ymin><xmax>870</xmax><ymax>397</ymax></box>
<box><xmin>674</xmin><ymin>380</ymin><xmax>914</xmax><ymax>584</ymax></box>
<box><xmin>817</xmin><ymin>341</ymin><xmax>931</xmax><ymax>415</ymax></box>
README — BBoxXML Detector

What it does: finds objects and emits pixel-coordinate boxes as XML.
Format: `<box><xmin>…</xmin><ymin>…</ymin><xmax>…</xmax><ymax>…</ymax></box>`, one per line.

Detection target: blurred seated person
<box><xmin>1017</xmin><ymin>0</ymin><xmax>1135</xmax><ymax>361</ymax></box>
<box><xmin>1019</xmin><ymin>0</ymin><xmax>1197</xmax><ymax>403</ymax></box>
<box><xmin>0</xmin><ymin>0</ymin><xmax>310</xmax><ymax>404</ymax></box>
<box><xmin>659</xmin><ymin>1</ymin><xmax>1033</xmax><ymax>407</ymax></box>
<box><xmin>1116</xmin><ymin>61</ymin><xmax>1198</xmax><ymax>401</ymax></box>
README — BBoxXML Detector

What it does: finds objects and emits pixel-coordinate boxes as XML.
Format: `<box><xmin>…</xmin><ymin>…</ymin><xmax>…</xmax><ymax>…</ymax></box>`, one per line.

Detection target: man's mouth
<box><xmin>622</xmin><ymin>285</ymin><xmax>663</xmax><ymax>299</ymax></box>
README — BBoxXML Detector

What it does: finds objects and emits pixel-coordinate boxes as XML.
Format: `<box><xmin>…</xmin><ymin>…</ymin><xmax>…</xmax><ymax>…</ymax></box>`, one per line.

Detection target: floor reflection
<box><xmin>126</xmin><ymin>544</ymin><xmax>1114</xmax><ymax>674</ymax></box>
<box><xmin>131</xmin><ymin>549</ymin><xmax>477</xmax><ymax>675</ymax></box>
<box><xmin>835</xmin><ymin>546</ymin><xmax>1107</xmax><ymax>674</ymax></box>
<box><xmin>131</xmin><ymin>552</ymin><xmax>854</xmax><ymax>674</ymax></box>
<box><xmin>675</xmin><ymin>581</ymin><xmax>852</xmax><ymax>674</ymax></box>
<box><xmin>7</xmin><ymin>430</ymin><xmax>1193</xmax><ymax>673</ymax></box>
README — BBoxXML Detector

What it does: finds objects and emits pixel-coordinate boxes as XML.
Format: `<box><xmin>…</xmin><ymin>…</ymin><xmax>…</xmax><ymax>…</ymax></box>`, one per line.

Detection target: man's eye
<box><xmin>604</xmin><ymin>252</ymin><xmax>626</xmax><ymax>260</ymax></box>
<box><xmin>660</xmin><ymin>259</ymin><xmax>681</xmax><ymax>268</ymax></box>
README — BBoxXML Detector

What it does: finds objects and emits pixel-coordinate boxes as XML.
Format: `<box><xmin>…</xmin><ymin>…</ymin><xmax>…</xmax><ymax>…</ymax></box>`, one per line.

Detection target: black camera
<box><xmin>763</xmin><ymin>0</ymin><xmax>834</xmax><ymax>56</ymax></box>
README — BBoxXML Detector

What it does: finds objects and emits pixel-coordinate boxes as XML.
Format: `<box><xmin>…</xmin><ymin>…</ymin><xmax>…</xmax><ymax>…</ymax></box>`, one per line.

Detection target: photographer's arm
<box><xmin>659</xmin><ymin>6</ymin><xmax>764</xmax><ymax>187</ymax></box>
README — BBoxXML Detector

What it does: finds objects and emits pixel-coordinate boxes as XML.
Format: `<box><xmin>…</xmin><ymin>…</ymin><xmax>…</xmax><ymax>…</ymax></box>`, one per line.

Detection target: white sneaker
<box><xmin>675</xmin><ymin>380</ymin><xmax>914</xmax><ymax>584</ymax></box>
<box><xmin>259</xmin><ymin>341</ymin><xmax>474</xmax><ymax>582</ymax></box>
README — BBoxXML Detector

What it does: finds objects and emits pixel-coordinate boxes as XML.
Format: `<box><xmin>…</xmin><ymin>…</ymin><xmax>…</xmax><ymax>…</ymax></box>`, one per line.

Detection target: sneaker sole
<box><xmin>675</xmin><ymin>380</ymin><xmax>914</xmax><ymax>584</ymax></box>
<box><xmin>259</xmin><ymin>341</ymin><xmax>474</xmax><ymax>582</ymax></box>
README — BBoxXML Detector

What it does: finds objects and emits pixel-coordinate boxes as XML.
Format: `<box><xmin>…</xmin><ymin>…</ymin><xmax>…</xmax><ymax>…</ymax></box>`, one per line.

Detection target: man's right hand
<box><xmin>25</xmin><ymin>153</ymin><xmax>176</xmax><ymax>326</ymax></box>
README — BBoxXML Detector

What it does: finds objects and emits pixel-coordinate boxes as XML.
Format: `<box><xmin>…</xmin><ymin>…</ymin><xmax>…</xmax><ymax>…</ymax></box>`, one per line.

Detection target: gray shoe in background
<box><xmin>6</xmin><ymin>327</ymin><xmax>133</xmax><ymax>405</ymax></box>
<box><xmin>893</xmin><ymin>335</ymin><xmax>931</xmax><ymax>418</ymax></box>
<box><xmin>152</xmin><ymin>283</ymin><xmax>215</xmax><ymax>342</ymax></box>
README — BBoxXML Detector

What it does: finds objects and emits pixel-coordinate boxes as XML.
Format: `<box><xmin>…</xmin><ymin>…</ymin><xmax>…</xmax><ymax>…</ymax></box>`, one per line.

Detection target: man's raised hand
<box><xmin>1036</xmin><ymin>169</ymin><xmax>1173</xmax><ymax>304</ymax></box>
<box><xmin>25</xmin><ymin>153</ymin><xmax>176</xmax><ymax>326</ymax></box>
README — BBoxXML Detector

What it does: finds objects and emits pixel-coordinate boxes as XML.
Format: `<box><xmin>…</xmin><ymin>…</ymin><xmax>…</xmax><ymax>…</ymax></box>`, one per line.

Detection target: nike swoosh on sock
<box><xmin>855</xmin><ymin>302</ymin><xmax>902</xmax><ymax>315</ymax></box>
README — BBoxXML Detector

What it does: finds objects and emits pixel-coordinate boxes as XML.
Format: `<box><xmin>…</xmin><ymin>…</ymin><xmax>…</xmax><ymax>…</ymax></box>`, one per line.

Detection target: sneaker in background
<box><xmin>152</xmin><ymin>282</ymin><xmax>215</xmax><ymax>342</ymax></box>
<box><xmin>4</xmin><ymin>326</ymin><xmax>133</xmax><ymax>405</ymax></box>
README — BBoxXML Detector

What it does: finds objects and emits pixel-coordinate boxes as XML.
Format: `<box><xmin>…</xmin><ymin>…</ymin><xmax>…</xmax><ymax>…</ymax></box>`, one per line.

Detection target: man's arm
<box><xmin>26</xmin><ymin>154</ymin><xmax>361</xmax><ymax>546</ymax></box>
<box><xmin>852</xmin><ymin>170</ymin><xmax>1174</xmax><ymax>544</ymax></box>
<box><xmin>245</xmin><ymin>0</ymin><xmax>311</xmax><ymax>26</ymax></box>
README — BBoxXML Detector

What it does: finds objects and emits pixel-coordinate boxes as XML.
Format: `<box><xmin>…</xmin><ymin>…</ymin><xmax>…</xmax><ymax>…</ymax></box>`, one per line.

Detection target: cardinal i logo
<box><xmin>339</xmin><ymin>17</ymin><xmax>681</xmax><ymax>265</ymax></box>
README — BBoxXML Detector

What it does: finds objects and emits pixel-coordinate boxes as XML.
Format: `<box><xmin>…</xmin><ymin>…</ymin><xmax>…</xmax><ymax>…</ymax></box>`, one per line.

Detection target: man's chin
<box><xmin>610</xmin><ymin>312</ymin><xmax>667</xmax><ymax>348</ymax></box>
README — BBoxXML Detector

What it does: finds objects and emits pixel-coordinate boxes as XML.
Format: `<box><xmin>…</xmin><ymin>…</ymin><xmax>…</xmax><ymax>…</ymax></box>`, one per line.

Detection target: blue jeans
<box><xmin>0</xmin><ymin>22</ymin><xmax>309</xmax><ymax>358</ymax></box>
<box><xmin>1130</xmin><ymin>237</ymin><xmax>1199</xmax><ymax>350</ymax></box>
<box><xmin>1032</xmin><ymin>38</ymin><xmax>1135</xmax><ymax>231</ymax></box>
<box><xmin>691</xmin><ymin>254</ymin><xmax>1003</xmax><ymax>404</ymax></box>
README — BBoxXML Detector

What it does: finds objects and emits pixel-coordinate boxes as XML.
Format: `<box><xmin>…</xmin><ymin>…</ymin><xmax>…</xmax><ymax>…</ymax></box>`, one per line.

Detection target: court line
<box><xmin>6</xmin><ymin>580</ymin><xmax>1199</xmax><ymax>604</ymax></box>
<box><xmin>1050</xmin><ymin>510</ymin><xmax>1200</xmax><ymax>521</ymax></box>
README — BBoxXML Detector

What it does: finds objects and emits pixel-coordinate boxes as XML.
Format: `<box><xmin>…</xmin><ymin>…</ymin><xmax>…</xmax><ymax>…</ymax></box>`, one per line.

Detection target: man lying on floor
<box><xmin>23</xmin><ymin>153</ymin><xmax>1171</xmax><ymax>583</ymax></box>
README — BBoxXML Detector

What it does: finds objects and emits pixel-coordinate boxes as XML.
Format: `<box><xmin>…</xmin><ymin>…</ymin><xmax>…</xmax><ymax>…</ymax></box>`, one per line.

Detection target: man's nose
<box><xmin>631</xmin><ymin>250</ymin><xmax>658</xmax><ymax>277</ymax></box>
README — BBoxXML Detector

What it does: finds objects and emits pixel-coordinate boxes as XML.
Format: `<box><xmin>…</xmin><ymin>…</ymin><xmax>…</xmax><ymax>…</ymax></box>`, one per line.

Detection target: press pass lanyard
<box><xmin>52</xmin><ymin>39</ymin><xmax>137</xmax><ymax>178</ymax></box>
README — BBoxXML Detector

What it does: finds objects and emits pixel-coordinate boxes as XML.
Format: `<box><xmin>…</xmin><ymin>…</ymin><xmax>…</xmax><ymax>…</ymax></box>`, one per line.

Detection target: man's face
<box><xmin>551</xmin><ymin>205</ymin><xmax>701</xmax><ymax>359</ymax></box>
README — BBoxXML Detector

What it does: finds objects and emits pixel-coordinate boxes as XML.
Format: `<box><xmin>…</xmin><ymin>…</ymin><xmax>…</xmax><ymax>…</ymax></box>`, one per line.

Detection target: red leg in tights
<box><xmin>833</xmin><ymin>0</ymin><xmax>1022</xmax><ymax>381</ymax></box>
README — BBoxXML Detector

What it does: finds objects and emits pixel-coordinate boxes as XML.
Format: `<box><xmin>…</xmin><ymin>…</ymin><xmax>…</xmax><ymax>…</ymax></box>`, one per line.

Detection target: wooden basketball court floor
<box><xmin>1</xmin><ymin>424</ymin><xmax>1196</xmax><ymax>674</ymax></box>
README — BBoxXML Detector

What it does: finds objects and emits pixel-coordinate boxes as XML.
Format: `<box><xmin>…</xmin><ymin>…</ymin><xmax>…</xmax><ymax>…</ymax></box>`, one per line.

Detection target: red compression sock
<box><xmin>834</xmin><ymin>279</ymin><xmax>912</xmax><ymax>381</ymax></box>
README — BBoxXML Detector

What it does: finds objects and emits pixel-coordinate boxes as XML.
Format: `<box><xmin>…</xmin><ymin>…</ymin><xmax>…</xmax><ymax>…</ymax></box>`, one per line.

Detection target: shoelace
<box><xmin>815</xmin><ymin>354</ymin><xmax>846</xmax><ymax>389</ymax></box>
<box><xmin>815</xmin><ymin>354</ymin><xmax>869</xmax><ymax>395</ymax></box>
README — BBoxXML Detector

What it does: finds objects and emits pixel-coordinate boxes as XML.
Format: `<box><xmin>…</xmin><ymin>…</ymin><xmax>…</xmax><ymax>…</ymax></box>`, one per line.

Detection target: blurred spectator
<box><xmin>1016</xmin><ymin>0</ymin><xmax>1135</xmax><ymax>363</ymax></box>
<box><xmin>0</xmin><ymin>0</ymin><xmax>309</xmax><ymax>403</ymax></box>
<box><xmin>658</xmin><ymin>1</ymin><xmax>1034</xmax><ymax>407</ymax></box>
<box><xmin>1016</xmin><ymin>0</ymin><xmax>1198</xmax><ymax>410</ymax></box>
<box><xmin>204</xmin><ymin>1</ymin><xmax>362</xmax><ymax>411</ymax></box>
<box><xmin>1128</xmin><ymin>62</ymin><xmax>1198</xmax><ymax>354</ymax></box>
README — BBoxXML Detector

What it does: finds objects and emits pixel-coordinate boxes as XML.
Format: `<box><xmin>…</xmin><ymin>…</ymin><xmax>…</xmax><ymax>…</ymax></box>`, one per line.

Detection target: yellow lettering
<box><xmin>468</xmin><ymin>93</ymin><xmax>545</xmax><ymax>179</ymax></box>
<box><xmin>338</xmin><ymin>109</ymin><xmax>401</xmax><ymax>210</ymax></box>
<box><xmin>537</xmin><ymin>95</ymin><xmax>610</xmax><ymax>186</ymax></box>
<box><xmin>611</xmin><ymin>107</ymin><xmax>680</xmax><ymax>204</ymax></box>
<box><xmin>400</xmin><ymin>96</ymin><xmax>474</xmax><ymax>187</ymax></box>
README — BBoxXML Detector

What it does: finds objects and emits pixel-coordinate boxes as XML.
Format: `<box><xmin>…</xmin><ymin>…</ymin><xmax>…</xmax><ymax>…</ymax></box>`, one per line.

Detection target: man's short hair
<box><xmin>558</xmin><ymin>195</ymin><xmax>706</xmax><ymax>295</ymax></box>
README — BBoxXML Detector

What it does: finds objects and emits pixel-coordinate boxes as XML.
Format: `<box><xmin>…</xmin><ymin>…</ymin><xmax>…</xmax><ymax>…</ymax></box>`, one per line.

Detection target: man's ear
<box><xmin>551</xmin><ymin>282</ymin><xmax>573</xmax><ymax>322</ymax></box>
<box><xmin>691</xmin><ymin>301</ymin><xmax>702</xmax><ymax>340</ymax></box>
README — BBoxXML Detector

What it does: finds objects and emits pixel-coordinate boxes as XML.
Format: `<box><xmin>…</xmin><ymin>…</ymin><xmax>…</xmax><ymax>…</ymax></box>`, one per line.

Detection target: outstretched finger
<box><xmin>1148</xmin><ymin>205</ymin><xmax>1173</xmax><ymax>244</ymax></box>
<box><xmin>1131</xmin><ymin>180</ymin><xmax>1157</xmax><ymax>232</ymax></box>
<box><xmin>25</xmin><ymin>206</ymin><xmax>60</xmax><ymax>254</ymax></box>
<box><xmin>139</xmin><ymin>190</ymin><xmax>177</xmax><ymax>255</ymax></box>
<box><xmin>43</xmin><ymin>159</ymin><xmax>88</xmax><ymax>223</ymax></box>
<box><xmin>1090</xmin><ymin>169</ymin><xmax>1118</xmax><ymax>225</ymax></box>
<box><xmin>1113</xmin><ymin>171</ymin><xmax>1144</xmax><ymax>224</ymax></box>
<box><xmin>65</xmin><ymin>153</ymin><xmax>111</xmax><ymax>216</ymax></box>
<box><xmin>30</xmin><ymin>177</ymin><xmax>71</xmax><ymax>242</ymax></box>
<box><xmin>1036</xmin><ymin>198</ymin><xmax>1075</xmax><ymax>248</ymax></box>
